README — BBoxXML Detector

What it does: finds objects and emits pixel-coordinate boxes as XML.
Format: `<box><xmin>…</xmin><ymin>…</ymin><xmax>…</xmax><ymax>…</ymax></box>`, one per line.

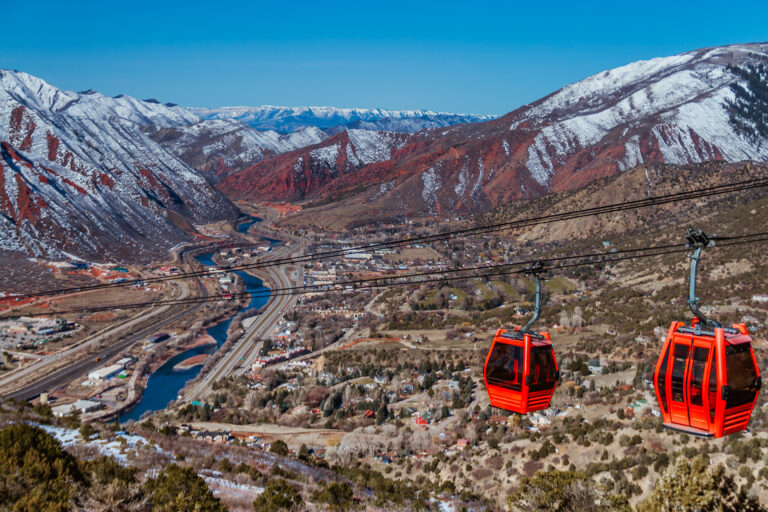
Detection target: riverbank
<box><xmin>174</xmin><ymin>353</ymin><xmax>209</xmax><ymax>371</ymax></box>
<box><xmin>146</xmin><ymin>335</ymin><xmax>217</xmax><ymax>374</ymax></box>
<box><xmin>84</xmin><ymin>333</ymin><xmax>220</xmax><ymax>422</ymax></box>
<box><xmin>118</xmin><ymin>228</ymin><xmax>275</xmax><ymax>421</ymax></box>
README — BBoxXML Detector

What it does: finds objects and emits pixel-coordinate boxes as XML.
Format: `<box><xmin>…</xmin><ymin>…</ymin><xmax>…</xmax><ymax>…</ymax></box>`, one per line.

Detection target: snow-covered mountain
<box><xmin>4</xmin><ymin>41</ymin><xmax>767</xmax><ymax>267</ymax></box>
<box><xmin>188</xmin><ymin>105</ymin><xmax>497</xmax><ymax>133</ymax></box>
<box><xmin>150</xmin><ymin>120</ymin><xmax>328</xmax><ymax>182</ymax></box>
<box><xmin>219</xmin><ymin>42</ymin><xmax>768</xmax><ymax>220</ymax></box>
<box><xmin>0</xmin><ymin>69</ymin><xmax>237</xmax><ymax>264</ymax></box>
<box><xmin>219</xmin><ymin>129</ymin><xmax>409</xmax><ymax>200</ymax></box>
<box><xmin>157</xmin><ymin>106</ymin><xmax>495</xmax><ymax>179</ymax></box>
<box><xmin>0</xmin><ymin>68</ymin><xmax>497</xmax><ymax>269</ymax></box>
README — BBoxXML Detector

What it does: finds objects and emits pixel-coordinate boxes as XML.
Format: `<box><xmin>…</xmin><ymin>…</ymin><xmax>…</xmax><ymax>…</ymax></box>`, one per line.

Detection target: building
<box><xmin>343</xmin><ymin>249</ymin><xmax>373</xmax><ymax>261</ymax></box>
<box><xmin>456</xmin><ymin>438</ymin><xmax>471</xmax><ymax>449</ymax></box>
<box><xmin>116</xmin><ymin>357</ymin><xmax>134</xmax><ymax>367</ymax></box>
<box><xmin>147</xmin><ymin>333</ymin><xmax>170</xmax><ymax>344</ymax></box>
<box><xmin>88</xmin><ymin>364</ymin><xmax>124</xmax><ymax>381</ymax></box>
<box><xmin>52</xmin><ymin>399</ymin><xmax>102</xmax><ymax>417</ymax></box>
<box><xmin>752</xmin><ymin>294</ymin><xmax>768</xmax><ymax>303</ymax></box>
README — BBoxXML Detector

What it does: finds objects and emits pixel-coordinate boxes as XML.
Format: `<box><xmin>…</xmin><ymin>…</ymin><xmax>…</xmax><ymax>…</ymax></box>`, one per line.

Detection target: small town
<box><xmin>2</xmin><ymin>5</ymin><xmax>768</xmax><ymax>511</ymax></box>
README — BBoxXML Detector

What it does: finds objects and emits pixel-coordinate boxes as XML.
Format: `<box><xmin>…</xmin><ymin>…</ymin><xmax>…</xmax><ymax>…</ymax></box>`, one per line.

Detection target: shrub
<box><xmin>0</xmin><ymin>424</ymin><xmax>84</xmax><ymax>510</ymax></box>
<box><xmin>253</xmin><ymin>478</ymin><xmax>303</xmax><ymax>511</ymax></box>
<box><xmin>270</xmin><ymin>439</ymin><xmax>289</xmax><ymax>456</ymax></box>
<box><xmin>312</xmin><ymin>482</ymin><xmax>355</xmax><ymax>511</ymax></box>
<box><xmin>144</xmin><ymin>464</ymin><xmax>225</xmax><ymax>512</ymax></box>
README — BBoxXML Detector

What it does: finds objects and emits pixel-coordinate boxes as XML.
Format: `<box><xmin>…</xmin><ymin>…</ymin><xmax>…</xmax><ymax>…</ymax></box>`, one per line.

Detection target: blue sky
<box><xmin>2</xmin><ymin>1</ymin><xmax>766</xmax><ymax>114</ymax></box>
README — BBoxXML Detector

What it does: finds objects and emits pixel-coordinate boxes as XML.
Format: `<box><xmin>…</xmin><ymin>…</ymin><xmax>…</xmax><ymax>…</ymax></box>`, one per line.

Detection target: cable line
<box><xmin>14</xmin><ymin>176</ymin><xmax>768</xmax><ymax>300</ymax></box>
<box><xmin>14</xmin><ymin>231</ymin><xmax>768</xmax><ymax>318</ymax></box>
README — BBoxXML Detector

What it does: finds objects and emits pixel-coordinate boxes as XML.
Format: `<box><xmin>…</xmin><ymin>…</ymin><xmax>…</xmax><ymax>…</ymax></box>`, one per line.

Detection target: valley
<box><xmin>1</xmin><ymin>39</ymin><xmax>768</xmax><ymax>512</ymax></box>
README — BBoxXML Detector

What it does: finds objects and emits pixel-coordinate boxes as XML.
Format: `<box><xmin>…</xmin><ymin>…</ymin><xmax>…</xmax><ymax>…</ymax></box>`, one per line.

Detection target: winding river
<box><xmin>118</xmin><ymin>217</ymin><xmax>275</xmax><ymax>422</ymax></box>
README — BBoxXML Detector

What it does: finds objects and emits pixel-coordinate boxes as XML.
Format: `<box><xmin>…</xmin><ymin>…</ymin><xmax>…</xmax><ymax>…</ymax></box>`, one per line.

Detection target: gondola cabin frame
<box><xmin>483</xmin><ymin>327</ymin><xmax>559</xmax><ymax>414</ymax></box>
<box><xmin>654</xmin><ymin>320</ymin><xmax>761</xmax><ymax>438</ymax></box>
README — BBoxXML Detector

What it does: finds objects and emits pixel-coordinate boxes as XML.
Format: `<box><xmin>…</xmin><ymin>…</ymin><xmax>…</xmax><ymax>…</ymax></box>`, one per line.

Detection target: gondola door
<box><xmin>668</xmin><ymin>340</ymin><xmax>691</xmax><ymax>427</ymax></box>
<box><xmin>686</xmin><ymin>341</ymin><xmax>713</xmax><ymax>431</ymax></box>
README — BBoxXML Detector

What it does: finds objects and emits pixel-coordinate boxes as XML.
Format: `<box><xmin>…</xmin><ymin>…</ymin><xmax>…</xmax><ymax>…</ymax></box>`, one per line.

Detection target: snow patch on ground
<box><xmin>371</xmin><ymin>179</ymin><xmax>395</xmax><ymax>200</ymax></box>
<box><xmin>203</xmin><ymin>476</ymin><xmax>264</xmax><ymax>498</ymax></box>
<box><xmin>310</xmin><ymin>143</ymin><xmax>340</xmax><ymax>168</ymax></box>
<box><xmin>293</xmin><ymin>156</ymin><xmax>304</xmax><ymax>174</ymax></box>
<box><xmin>421</xmin><ymin>167</ymin><xmax>442</xmax><ymax>215</ymax></box>
<box><xmin>37</xmin><ymin>424</ymin><xmax>163</xmax><ymax>463</ymax></box>
<box><xmin>453</xmin><ymin>161</ymin><xmax>469</xmax><ymax>197</ymax></box>
<box><xmin>526</xmin><ymin>137</ymin><xmax>555</xmax><ymax>186</ymax></box>
<box><xmin>619</xmin><ymin>136</ymin><xmax>644</xmax><ymax>171</ymax></box>
<box><xmin>347</xmin><ymin>130</ymin><xmax>397</xmax><ymax>164</ymax></box>
<box><xmin>470</xmin><ymin>159</ymin><xmax>485</xmax><ymax>204</ymax></box>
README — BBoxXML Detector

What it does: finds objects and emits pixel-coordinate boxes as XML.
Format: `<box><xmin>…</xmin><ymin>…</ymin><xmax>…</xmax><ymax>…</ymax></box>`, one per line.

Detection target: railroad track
<box><xmin>3</xmin><ymin>249</ymin><xmax>212</xmax><ymax>401</ymax></box>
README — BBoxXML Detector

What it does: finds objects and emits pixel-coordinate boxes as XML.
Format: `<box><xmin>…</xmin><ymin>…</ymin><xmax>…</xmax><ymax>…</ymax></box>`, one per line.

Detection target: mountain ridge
<box><xmin>218</xmin><ymin>42</ymin><xmax>768</xmax><ymax>223</ymax></box>
<box><xmin>0</xmin><ymin>69</ymin><xmax>237</xmax><ymax>265</ymax></box>
<box><xmin>188</xmin><ymin>105</ymin><xmax>497</xmax><ymax>133</ymax></box>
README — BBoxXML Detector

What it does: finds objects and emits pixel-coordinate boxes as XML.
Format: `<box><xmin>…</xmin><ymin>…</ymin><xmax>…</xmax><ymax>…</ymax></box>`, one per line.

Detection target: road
<box><xmin>182</xmin><ymin>237</ymin><xmax>304</xmax><ymax>401</ymax></box>
<box><xmin>2</xmin><ymin>208</ymin><xmax>304</xmax><ymax>404</ymax></box>
<box><xmin>3</xmin><ymin>281</ymin><xmax>209</xmax><ymax>401</ymax></box>
<box><xmin>0</xmin><ymin>287</ymin><xmax>183</xmax><ymax>394</ymax></box>
<box><xmin>0</xmin><ymin>243</ymin><xmax>219</xmax><ymax>400</ymax></box>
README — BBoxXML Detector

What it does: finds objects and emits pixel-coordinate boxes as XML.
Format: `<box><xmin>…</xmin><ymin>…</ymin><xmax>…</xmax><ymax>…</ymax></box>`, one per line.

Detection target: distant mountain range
<box><xmin>1</xmin><ymin>41</ymin><xmax>767</xmax><ymax>269</ymax></box>
<box><xmin>151</xmin><ymin>106</ymin><xmax>495</xmax><ymax>182</ymax></box>
<box><xmin>218</xmin><ymin>42</ymin><xmax>768</xmax><ymax>223</ymax></box>
<box><xmin>188</xmin><ymin>105</ymin><xmax>497</xmax><ymax>133</ymax></box>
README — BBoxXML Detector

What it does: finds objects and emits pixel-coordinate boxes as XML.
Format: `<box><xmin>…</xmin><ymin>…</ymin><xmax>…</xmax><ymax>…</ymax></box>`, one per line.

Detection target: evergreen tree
<box><xmin>312</xmin><ymin>482</ymin><xmax>355</xmax><ymax>511</ymax></box>
<box><xmin>637</xmin><ymin>455</ymin><xmax>765</xmax><ymax>512</ymax></box>
<box><xmin>0</xmin><ymin>424</ymin><xmax>84</xmax><ymax>511</ymax></box>
<box><xmin>376</xmin><ymin>403</ymin><xmax>389</xmax><ymax>425</ymax></box>
<box><xmin>253</xmin><ymin>478</ymin><xmax>303</xmax><ymax>511</ymax></box>
<box><xmin>270</xmin><ymin>439</ymin><xmax>290</xmax><ymax>456</ymax></box>
<box><xmin>144</xmin><ymin>464</ymin><xmax>226</xmax><ymax>512</ymax></box>
<box><xmin>725</xmin><ymin>62</ymin><xmax>768</xmax><ymax>147</ymax></box>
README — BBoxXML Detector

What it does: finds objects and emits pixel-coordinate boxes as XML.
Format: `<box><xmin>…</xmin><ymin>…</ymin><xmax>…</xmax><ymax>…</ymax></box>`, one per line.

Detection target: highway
<box><xmin>0</xmin><ymin>244</ymin><xmax>218</xmax><ymax>400</ymax></box>
<box><xmin>1</xmin><ymin>209</ymin><xmax>304</xmax><ymax>405</ymax></box>
<box><xmin>182</xmin><ymin>237</ymin><xmax>304</xmax><ymax>401</ymax></box>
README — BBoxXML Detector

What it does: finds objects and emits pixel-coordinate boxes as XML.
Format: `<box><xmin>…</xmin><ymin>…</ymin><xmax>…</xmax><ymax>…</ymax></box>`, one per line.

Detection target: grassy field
<box><xmin>547</xmin><ymin>276</ymin><xmax>579</xmax><ymax>293</ymax></box>
<box><xmin>474</xmin><ymin>280</ymin><xmax>520</xmax><ymax>301</ymax></box>
<box><xmin>415</xmin><ymin>287</ymin><xmax>467</xmax><ymax>309</ymax></box>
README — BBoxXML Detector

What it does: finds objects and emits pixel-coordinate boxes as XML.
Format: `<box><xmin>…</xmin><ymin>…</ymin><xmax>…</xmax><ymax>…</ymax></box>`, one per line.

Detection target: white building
<box><xmin>116</xmin><ymin>357</ymin><xmax>133</xmax><ymax>367</ymax></box>
<box><xmin>88</xmin><ymin>364</ymin><xmax>124</xmax><ymax>381</ymax></box>
<box><xmin>343</xmin><ymin>249</ymin><xmax>373</xmax><ymax>261</ymax></box>
<box><xmin>52</xmin><ymin>399</ymin><xmax>102</xmax><ymax>417</ymax></box>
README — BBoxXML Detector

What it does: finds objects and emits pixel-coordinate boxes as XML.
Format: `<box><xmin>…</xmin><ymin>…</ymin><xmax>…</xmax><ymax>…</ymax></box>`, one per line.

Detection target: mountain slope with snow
<box><xmin>0</xmin><ymin>69</ymin><xmax>237</xmax><ymax>264</ymax></box>
<box><xmin>150</xmin><ymin>120</ymin><xmax>328</xmax><ymax>182</ymax></box>
<box><xmin>189</xmin><ymin>105</ymin><xmax>497</xmax><ymax>133</ymax></box>
<box><xmin>219</xmin><ymin>42</ymin><xmax>768</xmax><ymax>221</ymax></box>
<box><xmin>219</xmin><ymin>129</ymin><xmax>409</xmax><ymax>201</ymax></box>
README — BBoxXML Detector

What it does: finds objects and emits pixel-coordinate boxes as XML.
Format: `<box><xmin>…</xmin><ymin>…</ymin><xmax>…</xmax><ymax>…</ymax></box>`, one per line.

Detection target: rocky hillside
<box><xmin>219</xmin><ymin>129</ymin><xmax>409</xmax><ymax>201</ymax></box>
<box><xmin>152</xmin><ymin>107</ymin><xmax>494</xmax><ymax>181</ymax></box>
<box><xmin>149</xmin><ymin>120</ymin><xmax>327</xmax><ymax>183</ymax></box>
<box><xmin>218</xmin><ymin>43</ymin><xmax>768</xmax><ymax>222</ymax></box>
<box><xmin>0</xmin><ymin>70</ymin><xmax>238</xmax><ymax>263</ymax></box>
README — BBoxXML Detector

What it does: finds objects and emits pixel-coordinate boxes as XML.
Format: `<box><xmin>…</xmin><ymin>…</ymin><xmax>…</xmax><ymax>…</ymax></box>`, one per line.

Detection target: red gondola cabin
<box><xmin>653</xmin><ymin>229</ymin><xmax>761</xmax><ymax>438</ymax></box>
<box><xmin>654</xmin><ymin>320</ymin><xmax>760</xmax><ymax>437</ymax></box>
<box><xmin>483</xmin><ymin>327</ymin><xmax>559</xmax><ymax>414</ymax></box>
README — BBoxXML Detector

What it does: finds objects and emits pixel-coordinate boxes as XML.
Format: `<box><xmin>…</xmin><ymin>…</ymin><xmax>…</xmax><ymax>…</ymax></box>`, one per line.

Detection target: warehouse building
<box><xmin>87</xmin><ymin>364</ymin><xmax>124</xmax><ymax>381</ymax></box>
